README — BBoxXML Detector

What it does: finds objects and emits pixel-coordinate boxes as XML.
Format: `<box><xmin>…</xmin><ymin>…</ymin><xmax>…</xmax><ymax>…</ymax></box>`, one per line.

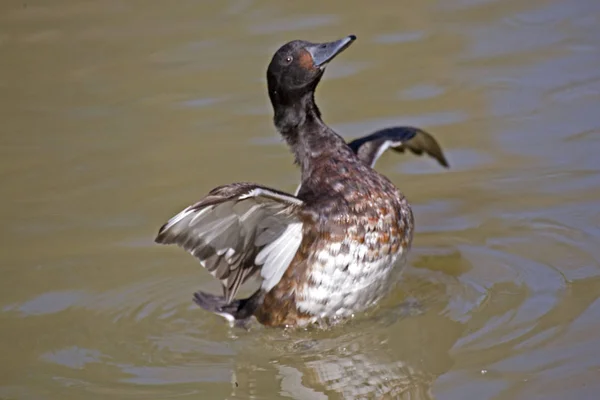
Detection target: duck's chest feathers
<box><xmin>296</xmin><ymin>198</ymin><xmax>413</xmax><ymax>321</ymax></box>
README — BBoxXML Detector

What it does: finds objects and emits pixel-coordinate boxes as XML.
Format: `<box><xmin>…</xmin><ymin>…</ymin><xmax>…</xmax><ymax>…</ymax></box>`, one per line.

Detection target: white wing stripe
<box><xmin>240</xmin><ymin>188</ymin><xmax>304</xmax><ymax>206</ymax></box>
<box><xmin>257</xmin><ymin>222</ymin><xmax>303</xmax><ymax>291</ymax></box>
<box><xmin>370</xmin><ymin>141</ymin><xmax>393</xmax><ymax>168</ymax></box>
<box><xmin>189</xmin><ymin>205</ymin><xmax>214</xmax><ymax>225</ymax></box>
<box><xmin>238</xmin><ymin>204</ymin><xmax>262</xmax><ymax>222</ymax></box>
<box><xmin>162</xmin><ymin>207</ymin><xmax>195</xmax><ymax>231</ymax></box>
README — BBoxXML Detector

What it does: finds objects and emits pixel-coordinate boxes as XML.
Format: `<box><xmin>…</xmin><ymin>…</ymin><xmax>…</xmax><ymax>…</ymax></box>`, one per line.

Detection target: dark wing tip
<box><xmin>439</xmin><ymin>155</ymin><xmax>450</xmax><ymax>168</ymax></box>
<box><xmin>391</xmin><ymin>127</ymin><xmax>450</xmax><ymax>169</ymax></box>
<box><xmin>349</xmin><ymin>126</ymin><xmax>450</xmax><ymax>169</ymax></box>
<box><xmin>154</xmin><ymin>222</ymin><xmax>170</xmax><ymax>244</ymax></box>
<box><xmin>419</xmin><ymin>128</ymin><xmax>450</xmax><ymax>168</ymax></box>
<box><xmin>193</xmin><ymin>291</ymin><xmax>228</xmax><ymax>312</ymax></box>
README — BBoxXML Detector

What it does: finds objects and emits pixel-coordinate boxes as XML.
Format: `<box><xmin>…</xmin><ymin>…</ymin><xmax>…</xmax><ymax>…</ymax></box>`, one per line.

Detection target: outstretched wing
<box><xmin>348</xmin><ymin>126</ymin><xmax>449</xmax><ymax>168</ymax></box>
<box><xmin>294</xmin><ymin>126</ymin><xmax>448</xmax><ymax>195</ymax></box>
<box><xmin>155</xmin><ymin>183</ymin><xmax>304</xmax><ymax>303</ymax></box>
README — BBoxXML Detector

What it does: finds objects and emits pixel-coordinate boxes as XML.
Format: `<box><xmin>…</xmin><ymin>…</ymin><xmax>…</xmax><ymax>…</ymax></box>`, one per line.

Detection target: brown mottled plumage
<box><xmin>155</xmin><ymin>35</ymin><xmax>447</xmax><ymax>328</ymax></box>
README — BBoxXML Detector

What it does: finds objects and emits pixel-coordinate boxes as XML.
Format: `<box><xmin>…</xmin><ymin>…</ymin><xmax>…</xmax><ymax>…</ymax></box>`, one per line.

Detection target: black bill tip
<box><xmin>307</xmin><ymin>35</ymin><xmax>357</xmax><ymax>68</ymax></box>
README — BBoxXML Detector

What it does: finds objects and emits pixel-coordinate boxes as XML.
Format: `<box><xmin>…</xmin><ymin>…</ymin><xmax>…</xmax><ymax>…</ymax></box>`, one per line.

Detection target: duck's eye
<box><xmin>284</xmin><ymin>55</ymin><xmax>293</xmax><ymax>64</ymax></box>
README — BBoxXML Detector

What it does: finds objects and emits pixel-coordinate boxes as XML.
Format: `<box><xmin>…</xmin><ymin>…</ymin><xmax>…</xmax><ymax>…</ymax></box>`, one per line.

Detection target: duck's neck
<box><xmin>272</xmin><ymin>92</ymin><xmax>346</xmax><ymax>175</ymax></box>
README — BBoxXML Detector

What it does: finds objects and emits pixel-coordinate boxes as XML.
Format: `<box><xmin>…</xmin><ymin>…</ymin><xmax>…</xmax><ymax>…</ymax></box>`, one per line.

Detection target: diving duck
<box><xmin>155</xmin><ymin>35</ymin><xmax>448</xmax><ymax>328</ymax></box>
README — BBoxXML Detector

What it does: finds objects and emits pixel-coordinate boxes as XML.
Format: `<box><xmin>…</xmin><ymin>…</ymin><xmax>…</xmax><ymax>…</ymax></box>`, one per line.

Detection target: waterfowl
<box><xmin>155</xmin><ymin>35</ymin><xmax>448</xmax><ymax>328</ymax></box>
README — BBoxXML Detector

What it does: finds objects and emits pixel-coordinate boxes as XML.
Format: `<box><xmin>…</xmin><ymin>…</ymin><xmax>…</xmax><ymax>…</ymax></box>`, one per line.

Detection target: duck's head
<box><xmin>267</xmin><ymin>35</ymin><xmax>356</xmax><ymax>107</ymax></box>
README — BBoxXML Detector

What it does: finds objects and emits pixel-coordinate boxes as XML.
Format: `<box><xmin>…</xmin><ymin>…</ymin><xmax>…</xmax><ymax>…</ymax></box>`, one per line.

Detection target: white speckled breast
<box><xmin>298</xmin><ymin>247</ymin><xmax>405</xmax><ymax>322</ymax></box>
<box><xmin>297</xmin><ymin>221</ymin><xmax>411</xmax><ymax>323</ymax></box>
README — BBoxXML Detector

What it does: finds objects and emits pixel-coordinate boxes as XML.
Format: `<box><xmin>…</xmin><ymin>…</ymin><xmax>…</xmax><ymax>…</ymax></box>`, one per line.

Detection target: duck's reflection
<box><xmin>289</xmin><ymin>350</ymin><xmax>434</xmax><ymax>399</ymax></box>
<box><xmin>229</xmin><ymin>286</ymin><xmax>464</xmax><ymax>400</ymax></box>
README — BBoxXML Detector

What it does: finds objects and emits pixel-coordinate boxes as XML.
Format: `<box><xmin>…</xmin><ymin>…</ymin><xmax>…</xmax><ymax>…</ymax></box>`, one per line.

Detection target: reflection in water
<box><xmin>225</xmin><ymin>263</ymin><xmax>466</xmax><ymax>399</ymax></box>
<box><xmin>276</xmin><ymin>332</ymin><xmax>439</xmax><ymax>400</ymax></box>
<box><xmin>230</xmin><ymin>326</ymin><xmax>445</xmax><ymax>399</ymax></box>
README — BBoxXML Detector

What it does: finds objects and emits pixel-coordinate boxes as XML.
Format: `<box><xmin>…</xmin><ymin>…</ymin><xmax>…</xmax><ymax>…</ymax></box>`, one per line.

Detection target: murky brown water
<box><xmin>2</xmin><ymin>0</ymin><xmax>600</xmax><ymax>398</ymax></box>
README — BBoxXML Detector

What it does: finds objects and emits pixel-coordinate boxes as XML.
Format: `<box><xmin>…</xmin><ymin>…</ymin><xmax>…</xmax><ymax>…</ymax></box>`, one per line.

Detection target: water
<box><xmin>1</xmin><ymin>0</ymin><xmax>600</xmax><ymax>398</ymax></box>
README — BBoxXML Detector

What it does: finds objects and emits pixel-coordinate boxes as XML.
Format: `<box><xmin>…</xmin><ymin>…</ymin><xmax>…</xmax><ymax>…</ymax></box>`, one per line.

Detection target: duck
<box><xmin>155</xmin><ymin>35</ymin><xmax>448</xmax><ymax>328</ymax></box>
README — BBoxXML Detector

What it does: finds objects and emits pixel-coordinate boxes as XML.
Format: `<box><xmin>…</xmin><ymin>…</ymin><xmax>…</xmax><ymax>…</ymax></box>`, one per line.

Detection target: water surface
<box><xmin>1</xmin><ymin>0</ymin><xmax>600</xmax><ymax>399</ymax></box>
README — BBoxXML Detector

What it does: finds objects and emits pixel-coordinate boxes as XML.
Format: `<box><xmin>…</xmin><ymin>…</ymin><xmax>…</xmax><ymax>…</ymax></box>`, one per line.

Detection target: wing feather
<box><xmin>348</xmin><ymin>126</ymin><xmax>449</xmax><ymax>168</ymax></box>
<box><xmin>156</xmin><ymin>183</ymin><xmax>304</xmax><ymax>303</ymax></box>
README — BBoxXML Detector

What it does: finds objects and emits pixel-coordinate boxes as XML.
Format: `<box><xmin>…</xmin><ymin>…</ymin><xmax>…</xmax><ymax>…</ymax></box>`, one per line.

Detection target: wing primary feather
<box><xmin>155</xmin><ymin>183</ymin><xmax>304</xmax><ymax>303</ymax></box>
<box><xmin>347</xmin><ymin>126</ymin><xmax>449</xmax><ymax>168</ymax></box>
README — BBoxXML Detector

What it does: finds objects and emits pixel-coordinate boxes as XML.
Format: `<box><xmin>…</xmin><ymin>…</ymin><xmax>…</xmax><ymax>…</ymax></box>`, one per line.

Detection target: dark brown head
<box><xmin>267</xmin><ymin>35</ymin><xmax>356</xmax><ymax>108</ymax></box>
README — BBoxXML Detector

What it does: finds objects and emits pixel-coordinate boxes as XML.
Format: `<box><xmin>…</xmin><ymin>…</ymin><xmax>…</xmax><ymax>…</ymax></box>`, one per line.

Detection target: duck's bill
<box><xmin>307</xmin><ymin>35</ymin><xmax>356</xmax><ymax>68</ymax></box>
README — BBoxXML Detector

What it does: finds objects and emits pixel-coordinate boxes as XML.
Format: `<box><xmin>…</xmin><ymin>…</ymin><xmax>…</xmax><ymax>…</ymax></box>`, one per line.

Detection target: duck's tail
<box><xmin>193</xmin><ymin>290</ymin><xmax>264</xmax><ymax>328</ymax></box>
